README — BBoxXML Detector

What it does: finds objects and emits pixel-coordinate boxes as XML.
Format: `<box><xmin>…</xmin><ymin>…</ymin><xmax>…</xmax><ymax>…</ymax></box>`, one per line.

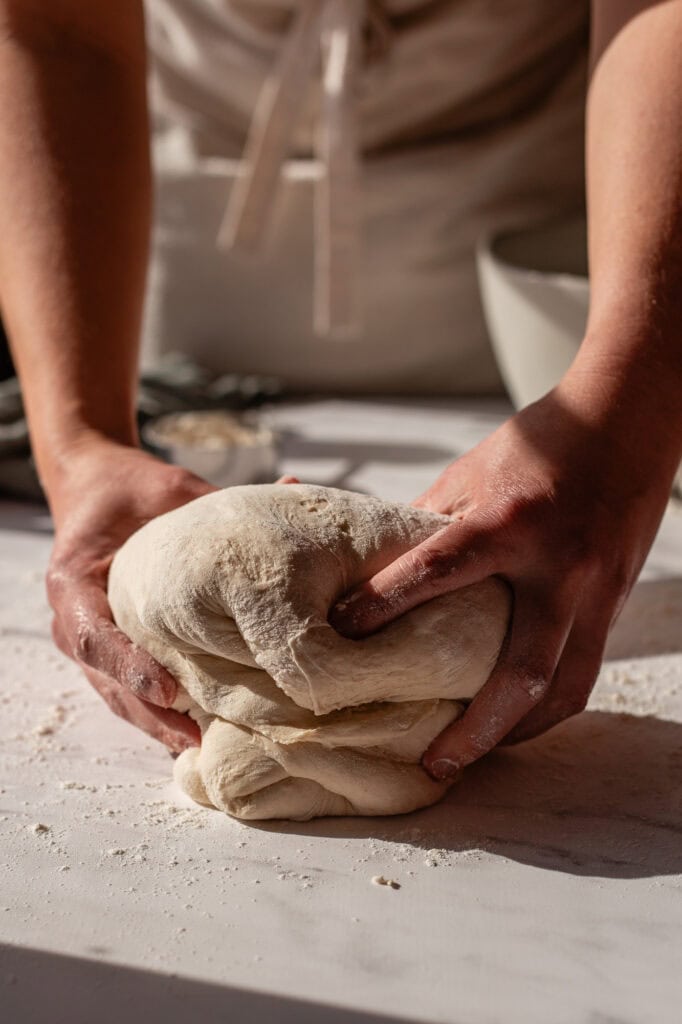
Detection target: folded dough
<box><xmin>108</xmin><ymin>484</ymin><xmax>510</xmax><ymax>820</ymax></box>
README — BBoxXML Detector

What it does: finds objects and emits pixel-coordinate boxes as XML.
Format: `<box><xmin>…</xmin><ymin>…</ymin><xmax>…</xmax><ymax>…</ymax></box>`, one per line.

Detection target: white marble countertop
<box><xmin>2</xmin><ymin>398</ymin><xmax>682</xmax><ymax>1024</ymax></box>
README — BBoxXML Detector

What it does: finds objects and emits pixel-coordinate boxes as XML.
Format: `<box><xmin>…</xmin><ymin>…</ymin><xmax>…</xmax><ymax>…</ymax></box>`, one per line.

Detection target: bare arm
<box><xmin>0</xmin><ymin>1</ymin><xmax>148</xmax><ymax>488</ymax></box>
<box><xmin>581</xmin><ymin>0</ymin><xmax>682</xmax><ymax>412</ymax></box>
<box><xmin>0</xmin><ymin>1</ymin><xmax>211</xmax><ymax>749</ymax></box>
<box><xmin>333</xmin><ymin>0</ymin><xmax>682</xmax><ymax>776</ymax></box>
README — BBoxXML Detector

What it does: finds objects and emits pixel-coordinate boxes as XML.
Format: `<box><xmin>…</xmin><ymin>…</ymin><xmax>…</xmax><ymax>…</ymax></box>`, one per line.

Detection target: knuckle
<box><xmin>410</xmin><ymin>524</ymin><xmax>494</xmax><ymax>584</ymax></box>
<box><xmin>45</xmin><ymin>564</ymin><xmax>69</xmax><ymax>606</ymax></box>
<box><xmin>73</xmin><ymin>614</ymin><xmax>111</xmax><ymax>668</ymax></box>
<box><xmin>413</xmin><ymin>544</ymin><xmax>450</xmax><ymax>579</ymax></box>
<box><xmin>387</xmin><ymin>547</ymin><xmax>445</xmax><ymax>598</ymax></box>
<box><xmin>566</xmin><ymin>693</ymin><xmax>589</xmax><ymax>716</ymax></box>
<box><xmin>554</xmin><ymin>532</ymin><xmax>630</xmax><ymax>590</ymax></box>
<box><xmin>541</xmin><ymin>702</ymin><xmax>584</xmax><ymax>732</ymax></box>
<box><xmin>560</xmin><ymin>537</ymin><xmax>601</xmax><ymax>582</ymax></box>
<box><xmin>604</xmin><ymin>560</ymin><xmax>631</xmax><ymax>602</ymax></box>
<box><xmin>491</xmin><ymin>497</ymin><xmax>527</xmax><ymax>535</ymax></box>
<box><xmin>487</xmin><ymin>494</ymin><xmax>597</xmax><ymax>574</ymax></box>
<box><xmin>73</xmin><ymin>621</ymin><xmax>97</xmax><ymax>663</ymax></box>
<box><xmin>485</xmin><ymin>489</ymin><xmax>549</xmax><ymax>537</ymax></box>
<box><xmin>508</xmin><ymin>664</ymin><xmax>552</xmax><ymax>704</ymax></box>
<box><xmin>124</xmin><ymin>664</ymin><xmax>155</xmax><ymax>700</ymax></box>
<box><xmin>162</xmin><ymin>465</ymin><xmax>210</xmax><ymax>501</ymax></box>
<box><xmin>454</xmin><ymin>511</ymin><xmax>509</xmax><ymax>562</ymax></box>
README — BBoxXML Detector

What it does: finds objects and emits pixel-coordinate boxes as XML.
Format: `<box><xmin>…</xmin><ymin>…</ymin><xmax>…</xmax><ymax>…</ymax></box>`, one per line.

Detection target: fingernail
<box><xmin>428</xmin><ymin>758</ymin><xmax>461</xmax><ymax>781</ymax></box>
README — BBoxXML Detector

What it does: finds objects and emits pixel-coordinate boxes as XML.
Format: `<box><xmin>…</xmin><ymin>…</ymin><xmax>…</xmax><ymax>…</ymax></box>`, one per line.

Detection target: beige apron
<box><xmin>143</xmin><ymin>0</ymin><xmax>589</xmax><ymax>394</ymax></box>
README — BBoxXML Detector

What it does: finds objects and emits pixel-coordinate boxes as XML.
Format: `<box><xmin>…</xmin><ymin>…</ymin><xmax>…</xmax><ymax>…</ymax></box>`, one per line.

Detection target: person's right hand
<box><xmin>46</xmin><ymin>439</ymin><xmax>216</xmax><ymax>752</ymax></box>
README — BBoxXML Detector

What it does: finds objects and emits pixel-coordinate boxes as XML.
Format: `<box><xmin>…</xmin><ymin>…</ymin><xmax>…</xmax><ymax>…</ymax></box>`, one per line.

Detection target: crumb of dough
<box><xmin>371</xmin><ymin>874</ymin><xmax>400</xmax><ymax>889</ymax></box>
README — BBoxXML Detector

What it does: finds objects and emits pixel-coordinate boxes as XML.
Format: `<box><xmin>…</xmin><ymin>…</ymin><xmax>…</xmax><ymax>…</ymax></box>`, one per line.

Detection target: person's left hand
<box><xmin>330</xmin><ymin>377</ymin><xmax>678</xmax><ymax>780</ymax></box>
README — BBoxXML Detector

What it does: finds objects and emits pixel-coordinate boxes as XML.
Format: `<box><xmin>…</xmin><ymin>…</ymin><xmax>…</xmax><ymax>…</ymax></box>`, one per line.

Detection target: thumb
<box><xmin>329</xmin><ymin>521</ymin><xmax>500</xmax><ymax>639</ymax></box>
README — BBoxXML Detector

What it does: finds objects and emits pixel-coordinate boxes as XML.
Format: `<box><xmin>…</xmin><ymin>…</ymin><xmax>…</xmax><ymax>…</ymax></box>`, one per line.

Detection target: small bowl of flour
<box><xmin>143</xmin><ymin>410</ymin><xmax>278</xmax><ymax>487</ymax></box>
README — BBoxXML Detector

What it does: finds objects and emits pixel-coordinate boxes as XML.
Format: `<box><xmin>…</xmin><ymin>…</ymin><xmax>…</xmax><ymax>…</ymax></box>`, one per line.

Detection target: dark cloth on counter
<box><xmin>0</xmin><ymin>355</ymin><xmax>281</xmax><ymax>502</ymax></box>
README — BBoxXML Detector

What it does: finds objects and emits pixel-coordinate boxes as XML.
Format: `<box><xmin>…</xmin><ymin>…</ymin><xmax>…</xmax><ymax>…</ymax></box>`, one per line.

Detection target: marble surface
<box><xmin>1</xmin><ymin>398</ymin><xmax>682</xmax><ymax>1024</ymax></box>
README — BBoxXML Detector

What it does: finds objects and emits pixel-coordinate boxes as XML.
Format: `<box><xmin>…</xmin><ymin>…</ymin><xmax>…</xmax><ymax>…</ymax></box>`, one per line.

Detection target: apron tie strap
<box><xmin>219</xmin><ymin>0</ymin><xmax>368</xmax><ymax>338</ymax></box>
<box><xmin>315</xmin><ymin>0</ymin><xmax>362</xmax><ymax>335</ymax></box>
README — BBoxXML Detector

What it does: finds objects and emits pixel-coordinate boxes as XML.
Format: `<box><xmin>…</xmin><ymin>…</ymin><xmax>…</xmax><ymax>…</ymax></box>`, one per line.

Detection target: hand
<box><xmin>47</xmin><ymin>440</ymin><xmax>216</xmax><ymax>752</ymax></box>
<box><xmin>331</xmin><ymin>375</ymin><xmax>679</xmax><ymax>779</ymax></box>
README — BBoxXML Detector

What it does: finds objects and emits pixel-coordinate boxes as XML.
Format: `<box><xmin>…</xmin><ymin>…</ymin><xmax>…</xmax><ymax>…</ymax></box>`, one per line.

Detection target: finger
<box><xmin>276</xmin><ymin>475</ymin><xmax>300</xmax><ymax>485</ymax></box>
<box><xmin>423</xmin><ymin>591</ymin><xmax>572</xmax><ymax>778</ymax></box>
<box><xmin>56</xmin><ymin>581</ymin><xmax>178</xmax><ymax>707</ymax></box>
<box><xmin>330</xmin><ymin>521</ymin><xmax>501</xmax><ymax>638</ymax></box>
<box><xmin>82</xmin><ymin>663</ymin><xmax>200</xmax><ymax>753</ymax></box>
<box><xmin>503</xmin><ymin>614</ymin><xmax>606</xmax><ymax>744</ymax></box>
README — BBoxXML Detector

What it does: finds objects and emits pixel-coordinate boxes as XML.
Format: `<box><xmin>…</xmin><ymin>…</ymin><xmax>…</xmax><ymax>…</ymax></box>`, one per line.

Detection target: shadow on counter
<box><xmin>255</xmin><ymin>575</ymin><xmax>682</xmax><ymax>882</ymax></box>
<box><xmin>605</xmin><ymin>576</ymin><xmax>682</xmax><ymax>660</ymax></box>
<box><xmin>262</xmin><ymin>707</ymin><xmax>682</xmax><ymax>882</ymax></box>
<box><xmin>0</xmin><ymin>943</ymin><xmax>418</xmax><ymax>1024</ymax></box>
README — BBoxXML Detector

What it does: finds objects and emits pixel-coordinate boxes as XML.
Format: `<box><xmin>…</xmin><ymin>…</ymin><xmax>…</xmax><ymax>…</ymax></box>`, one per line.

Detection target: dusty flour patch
<box><xmin>3</xmin><ymin>627</ymin><xmax>680</xmax><ymax>948</ymax></box>
<box><xmin>593</xmin><ymin>657</ymin><xmax>682</xmax><ymax>718</ymax></box>
<box><xmin>136</xmin><ymin>796</ymin><xmax>210</xmax><ymax>834</ymax></box>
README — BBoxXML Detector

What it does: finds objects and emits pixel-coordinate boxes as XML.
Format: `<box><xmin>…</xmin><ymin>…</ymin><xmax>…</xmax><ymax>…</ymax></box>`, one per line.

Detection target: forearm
<box><xmin>0</xmin><ymin>2</ymin><xmax>149</xmax><ymax>495</ymax></box>
<box><xmin>568</xmin><ymin>0</ymin><xmax>682</xmax><ymax>469</ymax></box>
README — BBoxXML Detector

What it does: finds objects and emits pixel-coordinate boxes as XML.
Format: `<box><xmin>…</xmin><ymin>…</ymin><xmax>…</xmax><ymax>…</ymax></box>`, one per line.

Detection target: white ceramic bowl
<box><xmin>477</xmin><ymin>217</ymin><xmax>589</xmax><ymax>409</ymax></box>
<box><xmin>478</xmin><ymin>221</ymin><xmax>682</xmax><ymax>499</ymax></box>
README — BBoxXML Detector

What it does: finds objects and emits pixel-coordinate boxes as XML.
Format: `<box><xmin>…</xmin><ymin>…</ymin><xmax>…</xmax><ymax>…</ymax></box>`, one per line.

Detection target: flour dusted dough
<box><xmin>108</xmin><ymin>485</ymin><xmax>510</xmax><ymax>821</ymax></box>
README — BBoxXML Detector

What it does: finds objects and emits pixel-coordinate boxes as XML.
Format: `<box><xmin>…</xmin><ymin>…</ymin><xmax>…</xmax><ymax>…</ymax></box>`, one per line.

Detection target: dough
<box><xmin>108</xmin><ymin>484</ymin><xmax>510</xmax><ymax>821</ymax></box>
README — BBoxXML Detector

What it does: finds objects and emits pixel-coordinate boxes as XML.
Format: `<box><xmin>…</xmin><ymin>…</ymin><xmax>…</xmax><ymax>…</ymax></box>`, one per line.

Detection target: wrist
<box><xmin>36</xmin><ymin>427</ymin><xmax>139</xmax><ymax>511</ymax></box>
<box><xmin>575</xmin><ymin>285</ymin><xmax>682</xmax><ymax>417</ymax></box>
<box><xmin>18</xmin><ymin>368</ymin><xmax>139</xmax><ymax>492</ymax></box>
<box><xmin>558</xmin><ymin>334</ymin><xmax>682</xmax><ymax>479</ymax></box>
